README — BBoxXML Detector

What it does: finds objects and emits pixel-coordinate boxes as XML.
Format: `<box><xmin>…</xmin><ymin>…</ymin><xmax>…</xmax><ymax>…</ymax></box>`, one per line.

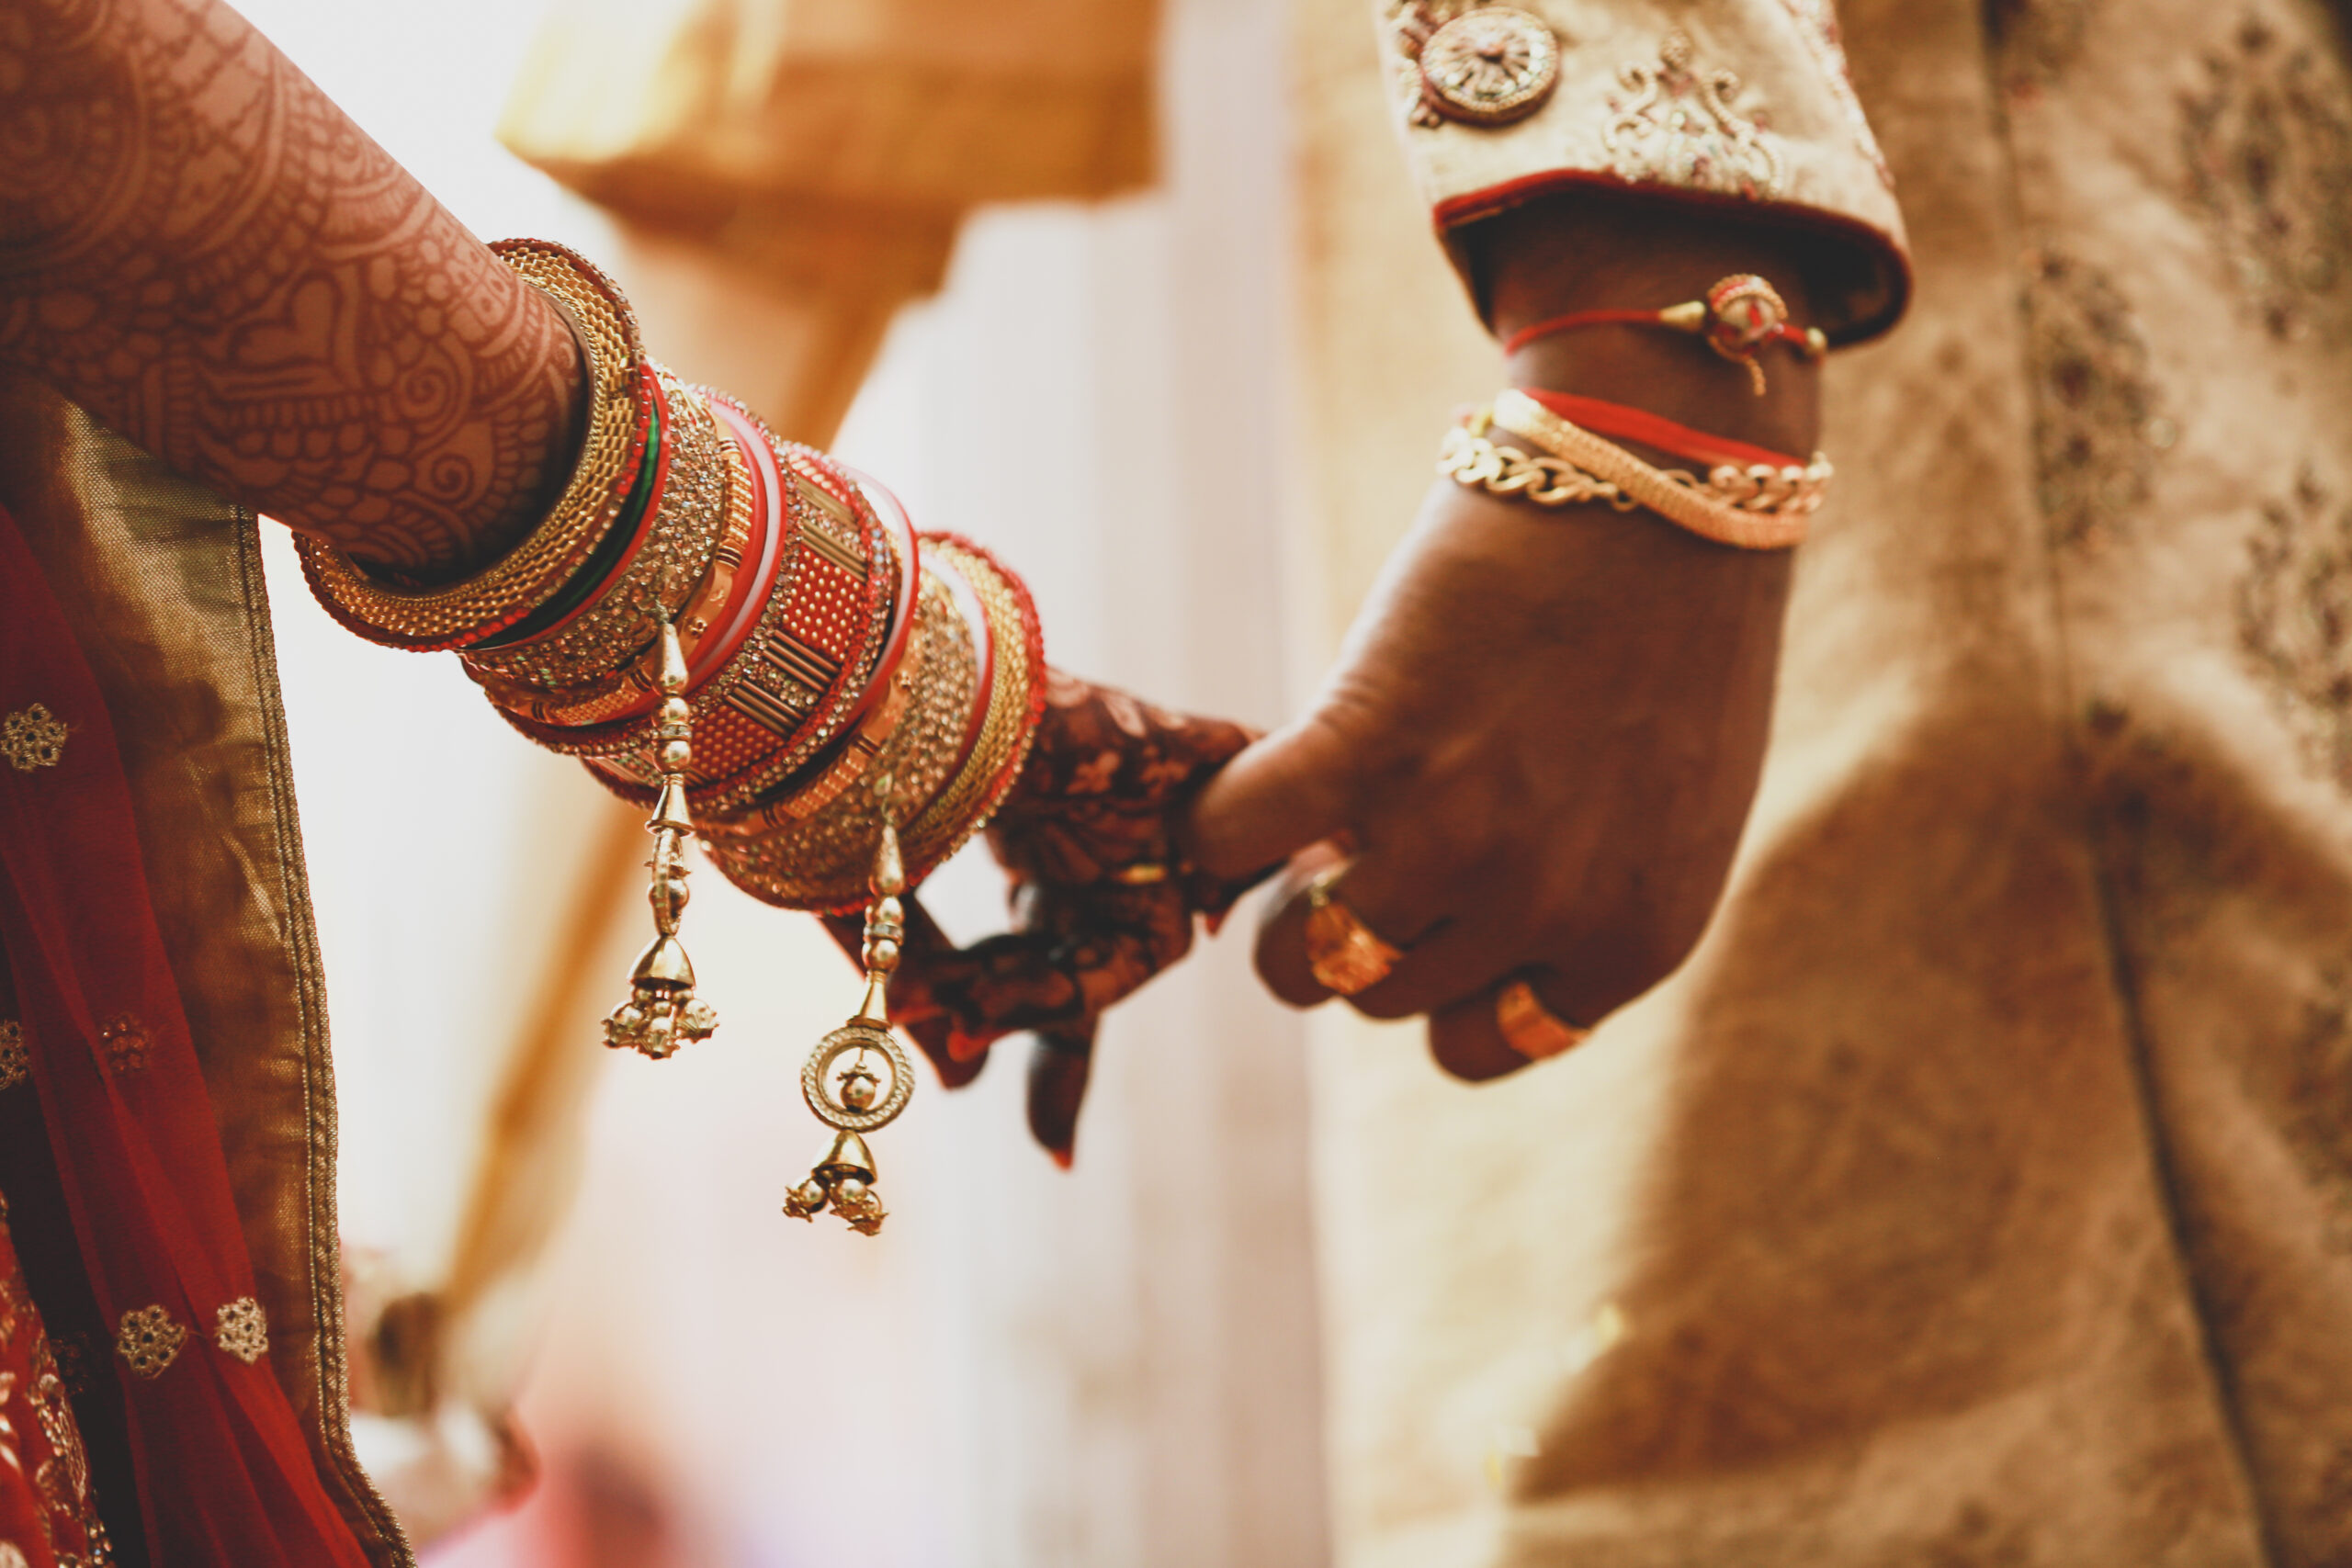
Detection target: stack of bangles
<box><xmin>296</xmin><ymin>239</ymin><xmax>1046</xmax><ymax>1235</ymax></box>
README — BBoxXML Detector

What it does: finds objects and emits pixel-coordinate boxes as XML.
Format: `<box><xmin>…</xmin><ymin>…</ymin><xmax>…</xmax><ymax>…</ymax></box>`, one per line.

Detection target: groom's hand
<box><xmin>1188</xmin><ymin>193</ymin><xmax>1824</xmax><ymax>1079</ymax></box>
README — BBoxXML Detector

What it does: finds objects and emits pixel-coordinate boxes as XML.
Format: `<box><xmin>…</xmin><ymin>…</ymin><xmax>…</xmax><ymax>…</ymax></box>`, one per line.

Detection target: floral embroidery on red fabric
<box><xmin>0</xmin><ymin>707</ymin><xmax>66</xmax><ymax>774</ymax></box>
<box><xmin>112</xmin><ymin>1307</ymin><xmax>184</xmax><ymax>1381</ymax></box>
<box><xmin>94</xmin><ymin>1018</ymin><xmax>145</xmax><ymax>1079</ymax></box>
<box><xmin>211</xmin><ymin>1300</ymin><xmax>266</xmax><ymax>1366</ymax></box>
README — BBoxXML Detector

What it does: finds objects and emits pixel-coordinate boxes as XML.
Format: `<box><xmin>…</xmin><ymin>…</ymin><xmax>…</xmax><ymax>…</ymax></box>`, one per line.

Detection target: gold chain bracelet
<box><xmin>1438</xmin><ymin>391</ymin><xmax>1833</xmax><ymax>549</ymax></box>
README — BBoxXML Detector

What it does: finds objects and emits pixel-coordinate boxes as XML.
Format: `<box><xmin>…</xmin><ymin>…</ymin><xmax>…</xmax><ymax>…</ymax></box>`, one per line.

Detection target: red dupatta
<box><xmin>0</xmin><ymin>502</ymin><xmax>370</xmax><ymax>1566</ymax></box>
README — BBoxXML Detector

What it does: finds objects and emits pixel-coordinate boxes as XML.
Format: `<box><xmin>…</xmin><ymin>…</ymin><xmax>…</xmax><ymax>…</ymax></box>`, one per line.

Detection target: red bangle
<box><xmin>1514</xmin><ymin>389</ymin><xmax>1803</xmax><ymax>472</ymax></box>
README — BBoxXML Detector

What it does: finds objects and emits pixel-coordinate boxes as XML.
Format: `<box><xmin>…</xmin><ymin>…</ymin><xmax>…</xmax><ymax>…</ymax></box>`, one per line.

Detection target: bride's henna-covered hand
<box><xmin>0</xmin><ymin>0</ymin><xmax>583</xmax><ymax>581</ymax></box>
<box><xmin>823</xmin><ymin>671</ymin><xmax>1260</xmax><ymax>1164</ymax></box>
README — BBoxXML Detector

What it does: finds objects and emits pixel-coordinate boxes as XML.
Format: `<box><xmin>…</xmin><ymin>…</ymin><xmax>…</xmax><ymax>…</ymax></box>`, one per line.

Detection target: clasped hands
<box><xmin>836</xmin><ymin>197</ymin><xmax>1822</xmax><ymax>1162</ymax></box>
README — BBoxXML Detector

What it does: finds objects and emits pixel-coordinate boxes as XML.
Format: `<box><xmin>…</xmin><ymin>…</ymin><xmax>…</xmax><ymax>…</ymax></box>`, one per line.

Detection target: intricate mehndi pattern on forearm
<box><xmin>0</xmin><ymin>0</ymin><xmax>583</xmax><ymax>579</ymax></box>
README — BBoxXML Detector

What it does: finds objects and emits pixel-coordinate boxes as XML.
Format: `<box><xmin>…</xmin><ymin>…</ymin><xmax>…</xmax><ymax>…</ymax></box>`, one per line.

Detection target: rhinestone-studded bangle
<box><xmin>461</xmin><ymin>363</ymin><xmax>733</xmax><ymax>693</ymax></box>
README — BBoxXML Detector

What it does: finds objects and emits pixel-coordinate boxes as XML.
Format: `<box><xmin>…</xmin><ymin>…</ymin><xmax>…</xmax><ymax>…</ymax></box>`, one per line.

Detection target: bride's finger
<box><xmin>1026</xmin><ymin>1026</ymin><xmax>1097</xmax><ymax>1168</ymax></box>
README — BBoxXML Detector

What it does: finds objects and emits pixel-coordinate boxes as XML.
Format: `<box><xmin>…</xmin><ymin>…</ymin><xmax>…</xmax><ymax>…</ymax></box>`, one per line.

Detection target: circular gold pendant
<box><xmin>803</xmin><ymin>1021</ymin><xmax>915</xmax><ymax>1134</ymax></box>
<box><xmin>1419</xmin><ymin>7</ymin><xmax>1560</xmax><ymax>126</ymax></box>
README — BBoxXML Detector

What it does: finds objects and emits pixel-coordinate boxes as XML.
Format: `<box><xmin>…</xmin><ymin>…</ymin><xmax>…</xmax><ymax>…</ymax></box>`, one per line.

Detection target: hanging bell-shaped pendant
<box><xmin>605</xmin><ymin>618</ymin><xmax>719</xmax><ymax>1059</ymax></box>
<box><xmin>786</xmin><ymin>798</ymin><xmax>913</xmax><ymax>1235</ymax></box>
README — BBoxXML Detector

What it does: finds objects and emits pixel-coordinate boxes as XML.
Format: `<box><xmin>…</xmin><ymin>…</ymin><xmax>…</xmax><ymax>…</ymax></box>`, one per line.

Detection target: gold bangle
<box><xmin>467</xmin><ymin>400</ymin><xmax>757</xmax><ymax>730</ymax></box>
<box><xmin>699</xmin><ymin>568</ymin><xmax>978</xmax><ymax>910</ymax></box>
<box><xmin>296</xmin><ymin>239</ymin><xmax>650</xmax><ymax>650</ymax></box>
<box><xmin>462</xmin><ymin>363</ymin><xmax>732</xmax><ymax>692</ymax></box>
<box><xmin>697</xmin><ymin>536</ymin><xmax>1045</xmax><ymax>912</ymax></box>
<box><xmin>711</xmin><ymin>615</ymin><xmax>927</xmax><ymax>832</ymax></box>
<box><xmin>901</xmin><ymin>537</ymin><xmax>1044</xmax><ymax>881</ymax></box>
<box><xmin>1475</xmin><ymin>389</ymin><xmax>1828</xmax><ymax>549</ymax></box>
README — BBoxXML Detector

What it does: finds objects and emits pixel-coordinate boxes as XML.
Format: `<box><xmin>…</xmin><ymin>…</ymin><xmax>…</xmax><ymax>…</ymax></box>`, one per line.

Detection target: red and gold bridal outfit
<box><xmin>0</xmin><ymin>378</ymin><xmax>394</xmax><ymax>1564</ymax></box>
<box><xmin>0</xmin><ymin>215</ymin><xmax>1249</xmax><ymax>1556</ymax></box>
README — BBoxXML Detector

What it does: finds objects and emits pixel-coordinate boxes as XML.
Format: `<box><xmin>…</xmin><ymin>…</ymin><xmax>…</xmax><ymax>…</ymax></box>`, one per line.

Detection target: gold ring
<box><xmin>1495</xmin><ymin>978</ymin><xmax>1590</xmax><ymax>1060</ymax></box>
<box><xmin>1303</xmin><ymin>872</ymin><xmax>1404</xmax><ymax>996</ymax></box>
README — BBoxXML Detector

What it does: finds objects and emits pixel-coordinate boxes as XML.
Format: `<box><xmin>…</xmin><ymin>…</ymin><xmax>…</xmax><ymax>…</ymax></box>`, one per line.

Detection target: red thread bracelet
<box><xmin>1503</xmin><ymin>274</ymin><xmax>1828</xmax><ymax>395</ymax></box>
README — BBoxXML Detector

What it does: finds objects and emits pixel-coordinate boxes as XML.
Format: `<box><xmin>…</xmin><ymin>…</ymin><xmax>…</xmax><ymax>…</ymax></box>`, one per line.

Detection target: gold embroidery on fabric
<box><xmin>2023</xmin><ymin>250</ymin><xmax>2167</xmax><ymax>549</ymax></box>
<box><xmin>0</xmin><ymin>706</ymin><xmax>67</xmax><ymax>773</ymax></box>
<box><xmin>96</xmin><ymin>1015</ymin><xmax>147</xmax><ymax>1077</ymax></box>
<box><xmin>30</xmin><ymin>1364</ymin><xmax>86</xmax><ymax>1508</ymax></box>
<box><xmin>31</xmin><ymin>1343</ymin><xmax>107</xmax><ymax>1565</ymax></box>
<box><xmin>212</xmin><ymin>1298</ymin><xmax>268</xmax><ymax>1365</ymax></box>
<box><xmin>0</xmin><ymin>1023</ymin><xmax>24</xmax><ymax>1092</ymax></box>
<box><xmin>2242</xmin><ymin>467</ymin><xmax>2352</xmax><ymax>792</ymax></box>
<box><xmin>2265</xmin><ymin>964</ymin><xmax>2352</xmax><ymax>1251</ymax></box>
<box><xmin>114</xmin><ymin>1305</ymin><xmax>186</xmax><ymax>1379</ymax></box>
<box><xmin>1606</xmin><ymin>30</ymin><xmax>1783</xmax><ymax>197</ymax></box>
<box><xmin>0</xmin><ymin>1371</ymin><xmax>19</xmax><ymax>1477</ymax></box>
<box><xmin>44</xmin><ymin>1337</ymin><xmax>88</xmax><ymax>1402</ymax></box>
<box><xmin>1776</xmin><ymin>0</ymin><xmax>1891</xmax><ymax>188</ymax></box>
<box><xmin>2182</xmin><ymin>17</ymin><xmax>2352</xmax><ymax>342</ymax></box>
<box><xmin>1385</xmin><ymin>1</ymin><xmax>1462</xmax><ymax>124</ymax></box>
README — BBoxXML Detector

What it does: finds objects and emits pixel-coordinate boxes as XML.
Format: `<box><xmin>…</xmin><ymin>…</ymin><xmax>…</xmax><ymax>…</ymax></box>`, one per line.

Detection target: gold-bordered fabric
<box><xmin>0</xmin><ymin>368</ymin><xmax>409</xmax><ymax>1567</ymax></box>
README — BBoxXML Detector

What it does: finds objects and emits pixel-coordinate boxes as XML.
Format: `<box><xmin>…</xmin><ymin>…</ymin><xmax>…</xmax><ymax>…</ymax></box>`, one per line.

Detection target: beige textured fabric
<box><xmin>1376</xmin><ymin>0</ymin><xmax>1907</xmax><ymax>337</ymax></box>
<box><xmin>0</xmin><ymin>369</ymin><xmax>410</xmax><ymax>1567</ymax></box>
<box><xmin>1299</xmin><ymin>0</ymin><xmax>2352</xmax><ymax>1562</ymax></box>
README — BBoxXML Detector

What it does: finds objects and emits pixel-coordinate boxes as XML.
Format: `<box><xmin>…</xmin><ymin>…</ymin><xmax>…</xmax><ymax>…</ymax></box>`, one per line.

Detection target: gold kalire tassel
<box><xmin>784</xmin><ymin>790</ymin><xmax>914</xmax><ymax>1235</ymax></box>
<box><xmin>604</xmin><ymin>618</ymin><xmax>719</xmax><ymax>1058</ymax></box>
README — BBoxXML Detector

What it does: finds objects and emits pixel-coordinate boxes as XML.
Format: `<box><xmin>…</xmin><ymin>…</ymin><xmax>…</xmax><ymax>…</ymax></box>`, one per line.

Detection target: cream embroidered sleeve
<box><xmin>1381</xmin><ymin>0</ymin><xmax>1910</xmax><ymax>341</ymax></box>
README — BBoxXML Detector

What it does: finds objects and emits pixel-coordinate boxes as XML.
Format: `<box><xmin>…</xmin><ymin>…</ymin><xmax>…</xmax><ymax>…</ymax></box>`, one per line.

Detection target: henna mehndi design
<box><xmin>823</xmin><ymin>671</ymin><xmax>1265</xmax><ymax>1159</ymax></box>
<box><xmin>0</xmin><ymin>0</ymin><xmax>584</xmax><ymax>580</ymax></box>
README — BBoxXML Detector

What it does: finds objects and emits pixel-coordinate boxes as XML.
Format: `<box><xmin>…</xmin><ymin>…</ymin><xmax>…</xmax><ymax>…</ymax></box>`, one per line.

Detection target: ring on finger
<box><xmin>1495</xmin><ymin>978</ymin><xmax>1591</xmax><ymax>1060</ymax></box>
<box><xmin>1303</xmin><ymin>871</ymin><xmax>1405</xmax><ymax>997</ymax></box>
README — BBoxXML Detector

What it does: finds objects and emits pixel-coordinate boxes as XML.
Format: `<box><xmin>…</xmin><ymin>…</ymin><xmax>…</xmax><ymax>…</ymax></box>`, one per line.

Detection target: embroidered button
<box><xmin>115</xmin><ymin>1305</ymin><xmax>187</xmax><ymax>1379</ymax></box>
<box><xmin>0</xmin><ymin>1023</ymin><xmax>23</xmax><ymax>1091</ymax></box>
<box><xmin>212</xmin><ymin>1298</ymin><xmax>268</xmax><ymax>1365</ymax></box>
<box><xmin>0</xmin><ymin>705</ymin><xmax>66</xmax><ymax>773</ymax></box>
<box><xmin>1417</xmin><ymin>7</ymin><xmax>1559</xmax><ymax>126</ymax></box>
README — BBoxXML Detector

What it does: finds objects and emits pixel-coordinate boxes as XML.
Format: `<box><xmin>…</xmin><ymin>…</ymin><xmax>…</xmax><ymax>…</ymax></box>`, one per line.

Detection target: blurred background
<box><xmin>231</xmin><ymin>0</ymin><xmax>1347</xmax><ymax>1563</ymax></box>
